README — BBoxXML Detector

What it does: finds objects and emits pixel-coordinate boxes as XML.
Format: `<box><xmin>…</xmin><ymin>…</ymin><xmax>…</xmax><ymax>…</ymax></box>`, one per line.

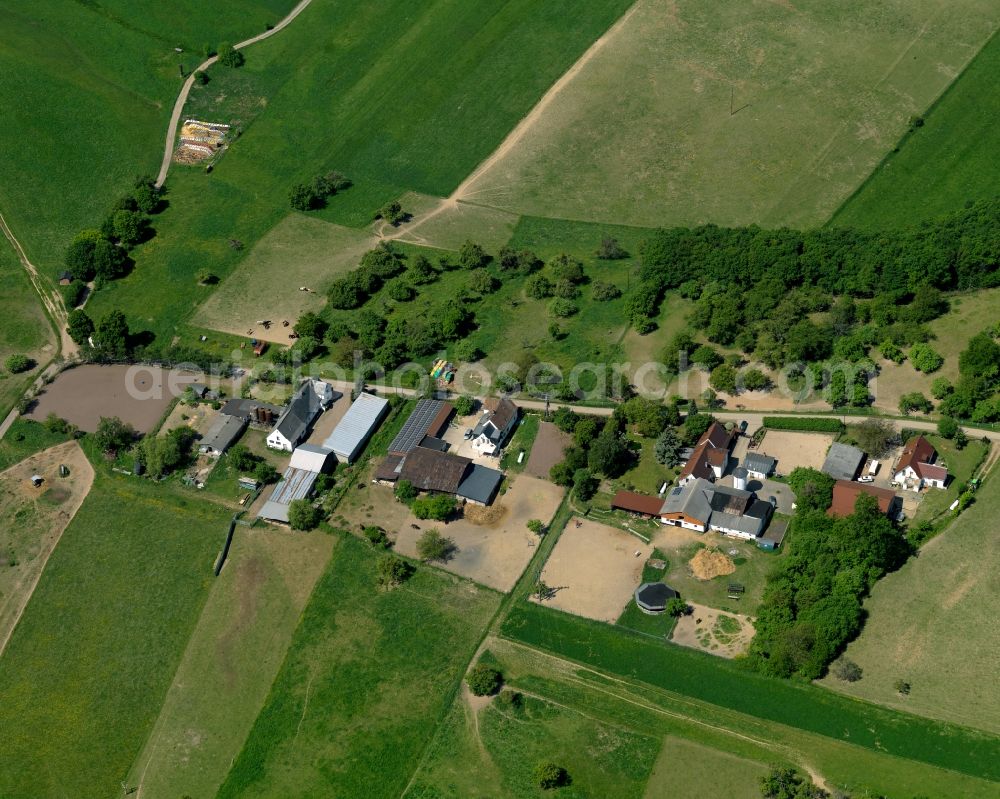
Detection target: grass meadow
<box><xmin>832</xmin><ymin>29</ymin><xmax>1000</xmax><ymax>229</ymax></box>
<box><xmin>87</xmin><ymin>0</ymin><xmax>635</xmax><ymax>344</ymax></box>
<box><xmin>458</xmin><ymin>0</ymin><xmax>998</xmax><ymax>229</ymax></box>
<box><xmin>499</xmin><ymin>600</ymin><xmax>1000</xmax><ymax>783</ymax></box>
<box><xmin>0</xmin><ymin>474</ymin><xmax>227</xmax><ymax>799</ymax></box>
<box><xmin>0</xmin><ymin>239</ymin><xmax>53</xmax><ymax>416</ymax></box>
<box><xmin>125</xmin><ymin>527</ymin><xmax>334</xmax><ymax>799</ymax></box>
<box><xmin>821</xmin><ymin>473</ymin><xmax>1000</xmax><ymax>735</ymax></box>
<box><xmin>215</xmin><ymin>532</ymin><xmax>501</xmax><ymax>799</ymax></box>
<box><xmin>408</xmin><ymin>635</ymin><xmax>1000</xmax><ymax>799</ymax></box>
<box><xmin>0</xmin><ymin>419</ymin><xmax>72</xmax><ymax>471</ymax></box>
<box><xmin>405</xmin><ymin>688</ymin><xmax>660</xmax><ymax>798</ymax></box>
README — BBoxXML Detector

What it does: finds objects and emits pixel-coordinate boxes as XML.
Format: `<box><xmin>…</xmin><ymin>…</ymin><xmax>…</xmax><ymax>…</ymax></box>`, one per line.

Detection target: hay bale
<box><xmin>463</xmin><ymin>503</ymin><xmax>508</xmax><ymax>527</ymax></box>
<box><xmin>689</xmin><ymin>547</ymin><xmax>736</xmax><ymax>581</ymax></box>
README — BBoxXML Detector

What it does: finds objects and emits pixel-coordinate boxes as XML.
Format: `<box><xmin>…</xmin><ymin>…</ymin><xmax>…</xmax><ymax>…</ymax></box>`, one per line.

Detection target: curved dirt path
<box><xmin>155</xmin><ymin>0</ymin><xmax>315</xmax><ymax>187</ymax></box>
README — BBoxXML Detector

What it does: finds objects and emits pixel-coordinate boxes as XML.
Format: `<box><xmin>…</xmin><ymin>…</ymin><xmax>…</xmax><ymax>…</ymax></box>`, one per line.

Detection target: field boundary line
<box><xmin>156</xmin><ymin>0</ymin><xmax>315</xmax><ymax>187</ymax></box>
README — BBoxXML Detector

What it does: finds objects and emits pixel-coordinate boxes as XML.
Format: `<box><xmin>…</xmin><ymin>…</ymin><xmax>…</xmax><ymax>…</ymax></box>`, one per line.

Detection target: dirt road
<box><xmin>156</xmin><ymin>0</ymin><xmax>315</xmax><ymax>187</ymax></box>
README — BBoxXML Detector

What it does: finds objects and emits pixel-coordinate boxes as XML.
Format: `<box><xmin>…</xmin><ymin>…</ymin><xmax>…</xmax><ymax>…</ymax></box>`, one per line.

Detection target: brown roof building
<box><xmin>893</xmin><ymin>435</ymin><xmax>948</xmax><ymax>489</ymax></box>
<box><xmin>828</xmin><ymin>480</ymin><xmax>899</xmax><ymax>518</ymax></box>
<box><xmin>400</xmin><ymin>447</ymin><xmax>471</xmax><ymax>494</ymax></box>
<box><xmin>611</xmin><ymin>490</ymin><xmax>665</xmax><ymax>518</ymax></box>
<box><xmin>678</xmin><ymin>422</ymin><xmax>734</xmax><ymax>484</ymax></box>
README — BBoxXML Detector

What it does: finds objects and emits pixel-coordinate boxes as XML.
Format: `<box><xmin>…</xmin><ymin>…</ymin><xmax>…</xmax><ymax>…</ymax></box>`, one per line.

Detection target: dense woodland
<box><xmin>746</xmin><ymin>468</ymin><xmax>911</xmax><ymax>679</ymax></box>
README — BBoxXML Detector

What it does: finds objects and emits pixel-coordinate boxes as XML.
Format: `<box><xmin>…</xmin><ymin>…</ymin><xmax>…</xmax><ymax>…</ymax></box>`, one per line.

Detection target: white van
<box><xmin>867</xmin><ymin>460</ymin><xmax>880</xmax><ymax>476</ymax></box>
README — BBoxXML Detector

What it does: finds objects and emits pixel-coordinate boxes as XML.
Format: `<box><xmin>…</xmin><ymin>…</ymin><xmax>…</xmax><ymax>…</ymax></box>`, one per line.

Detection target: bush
<box><xmin>666</xmin><ymin>597</ymin><xmax>688</xmax><ymax>617</ymax></box>
<box><xmin>5</xmin><ymin>354</ymin><xmax>33</xmax><ymax>374</ymax></box>
<box><xmin>217</xmin><ymin>43</ymin><xmax>244</xmax><ymax>68</ymax></box>
<box><xmin>363</xmin><ymin>526</ymin><xmax>391</xmax><ymax>549</ymax></box>
<box><xmin>763</xmin><ymin>417</ymin><xmax>843</xmax><ymax>433</ymax></box>
<box><xmin>526</xmin><ymin>519</ymin><xmax>545</xmax><ymax>535</ymax></box>
<box><xmin>375</xmin><ymin>555</ymin><xmax>412</xmax><ymax>588</ymax></box>
<box><xmin>60</xmin><ymin>280</ymin><xmax>85</xmax><ymax>308</ymax></box>
<box><xmin>898</xmin><ymin>392</ymin><xmax>932</xmax><ymax>415</ymax></box>
<box><xmin>741</xmin><ymin>368</ymin><xmax>771</xmax><ymax>392</ymax></box>
<box><xmin>832</xmin><ymin>658</ymin><xmax>863</xmax><ymax>682</ymax></box>
<box><xmin>596</xmin><ymin>236</ymin><xmax>626</xmax><ymax>260</ymax></box>
<box><xmin>533</xmin><ymin>762</ymin><xmax>570</xmax><ymax>790</ymax></box>
<box><xmin>548</xmin><ymin>298</ymin><xmax>578</xmax><ymax>318</ymax></box>
<box><xmin>412</xmin><ymin>494</ymin><xmax>456</xmax><ymax>521</ymax></box>
<box><xmin>289</xmin><ymin>182</ymin><xmax>319</xmax><ymax>211</ymax></box>
<box><xmin>466</xmin><ymin>663</ymin><xmax>502</xmax><ymax>696</ymax></box>
<box><xmin>591</xmin><ymin>280</ymin><xmax>621</xmax><ymax>301</ymax></box>
<box><xmin>937</xmin><ymin>416</ymin><xmax>959</xmax><ymax>440</ymax></box>
<box><xmin>909</xmin><ymin>343</ymin><xmax>943</xmax><ymax>373</ymax></box>
<box><xmin>453</xmin><ymin>395</ymin><xmax>476</xmax><ymax>416</ymax></box>
<box><xmin>287</xmin><ymin>500</ymin><xmax>322</xmax><ymax>531</ymax></box>
<box><xmin>494</xmin><ymin>689</ymin><xmax>524</xmax><ymax>713</ymax></box>
<box><xmin>572</xmin><ymin>468</ymin><xmax>598</xmax><ymax>501</ymax></box>
<box><xmin>709</xmin><ymin>364</ymin><xmax>738</xmax><ymax>394</ymax></box>
<box><xmin>395</xmin><ymin>479</ymin><xmax>417</xmax><ymax>502</ymax></box>
<box><xmin>416</xmin><ymin>528</ymin><xmax>456</xmax><ymax>562</ymax></box>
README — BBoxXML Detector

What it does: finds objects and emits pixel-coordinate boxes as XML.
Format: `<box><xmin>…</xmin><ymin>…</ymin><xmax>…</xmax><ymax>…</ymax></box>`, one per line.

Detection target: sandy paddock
<box><xmin>754</xmin><ymin>431</ymin><xmax>836</xmax><ymax>474</ymax></box>
<box><xmin>27</xmin><ymin>364</ymin><xmax>200</xmax><ymax>433</ymax></box>
<box><xmin>386</xmin><ymin>474</ymin><xmax>564</xmax><ymax>592</ymax></box>
<box><xmin>0</xmin><ymin>441</ymin><xmax>94</xmax><ymax>653</ymax></box>
<box><xmin>535</xmin><ymin>518</ymin><xmax>652</xmax><ymax>623</ymax></box>
<box><xmin>671</xmin><ymin>602</ymin><xmax>755</xmax><ymax>658</ymax></box>
<box><xmin>524</xmin><ymin>421</ymin><xmax>571</xmax><ymax>479</ymax></box>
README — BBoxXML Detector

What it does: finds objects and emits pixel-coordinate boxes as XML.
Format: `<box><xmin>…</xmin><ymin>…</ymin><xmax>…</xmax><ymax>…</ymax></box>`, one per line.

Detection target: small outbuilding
<box><xmin>742</xmin><ymin>452</ymin><xmax>777</xmax><ymax>480</ymax></box>
<box><xmin>822</xmin><ymin>443</ymin><xmax>866</xmax><ymax>482</ymax></box>
<box><xmin>30</xmin><ymin>475</ymin><xmax>44</xmax><ymax>487</ymax></box>
<box><xmin>634</xmin><ymin>582</ymin><xmax>679</xmax><ymax>615</ymax></box>
<box><xmin>199</xmin><ymin>414</ymin><xmax>247</xmax><ymax>457</ymax></box>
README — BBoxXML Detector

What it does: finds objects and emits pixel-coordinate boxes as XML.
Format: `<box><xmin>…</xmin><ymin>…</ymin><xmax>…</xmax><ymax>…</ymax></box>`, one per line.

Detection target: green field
<box><xmin>0</xmin><ymin>238</ymin><xmax>53</xmax><ymax>414</ymax></box>
<box><xmin>832</xmin><ymin>29</ymin><xmax>1000</xmax><ymax>228</ymax></box>
<box><xmin>0</xmin><ymin>0</ymin><xmax>294</xmax><ymax>271</ymax></box>
<box><xmin>408</xmin><ymin>635</ymin><xmax>1000</xmax><ymax>799</ymax></box>
<box><xmin>458</xmin><ymin>0</ymin><xmax>998</xmax><ymax>229</ymax></box>
<box><xmin>821</xmin><ymin>472</ymin><xmax>1000</xmax><ymax>735</ymax></box>
<box><xmin>215</xmin><ymin>533</ymin><xmax>501</xmax><ymax>798</ymax></box>
<box><xmin>0</xmin><ymin>474</ymin><xmax>226</xmax><ymax>799</ymax></box>
<box><xmin>643</xmin><ymin>738</ymin><xmax>768</xmax><ymax>799</ymax></box>
<box><xmin>500</xmin><ymin>600</ymin><xmax>1000</xmax><ymax>782</ymax></box>
<box><xmin>0</xmin><ymin>419</ymin><xmax>72</xmax><ymax>471</ymax></box>
<box><xmin>126</xmin><ymin>527</ymin><xmax>333</xmax><ymax>799</ymax></box>
<box><xmin>406</xmin><ymin>686</ymin><xmax>660</xmax><ymax>798</ymax></box>
<box><xmin>86</xmin><ymin>0</ymin><xmax>635</xmax><ymax>344</ymax></box>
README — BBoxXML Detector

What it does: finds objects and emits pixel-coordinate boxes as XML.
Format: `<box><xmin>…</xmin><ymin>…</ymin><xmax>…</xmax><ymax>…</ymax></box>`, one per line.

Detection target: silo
<box><xmin>732</xmin><ymin>466</ymin><xmax>748</xmax><ymax>491</ymax></box>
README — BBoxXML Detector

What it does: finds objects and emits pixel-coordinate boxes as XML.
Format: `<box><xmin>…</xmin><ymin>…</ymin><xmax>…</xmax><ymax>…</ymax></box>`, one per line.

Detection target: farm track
<box><xmin>156</xmin><ymin>0</ymin><xmax>315</xmax><ymax>187</ymax></box>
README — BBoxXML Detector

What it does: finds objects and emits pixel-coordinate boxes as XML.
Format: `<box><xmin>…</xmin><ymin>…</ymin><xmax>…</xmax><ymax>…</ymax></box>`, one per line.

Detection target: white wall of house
<box><xmin>472</xmin><ymin>431</ymin><xmax>498</xmax><ymax>455</ymax></box>
<box><xmin>267</xmin><ymin>430</ymin><xmax>293</xmax><ymax>451</ymax></box>
<box><xmin>709</xmin><ymin>524</ymin><xmax>757</xmax><ymax>540</ymax></box>
<box><xmin>662</xmin><ymin>517</ymin><xmax>706</xmax><ymax>532</ymax></box>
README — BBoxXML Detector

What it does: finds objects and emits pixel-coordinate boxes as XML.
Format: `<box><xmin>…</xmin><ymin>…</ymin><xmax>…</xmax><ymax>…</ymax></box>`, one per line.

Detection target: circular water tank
<box><xmin>732</xmin><ymin>466</ymin><xmax>748</xmax><ymax>491</ymax></box>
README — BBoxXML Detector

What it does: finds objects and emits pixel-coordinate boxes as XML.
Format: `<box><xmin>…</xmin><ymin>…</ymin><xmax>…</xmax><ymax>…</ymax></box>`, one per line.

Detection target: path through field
<box><xmin>156</xmin><ymin>0</ymin><xmax>315</xmax><ymax>187</ymax></box>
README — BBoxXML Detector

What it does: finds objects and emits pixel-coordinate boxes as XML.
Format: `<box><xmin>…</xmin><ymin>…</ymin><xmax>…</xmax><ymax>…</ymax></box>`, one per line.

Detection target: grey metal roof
<box><xmin>220</xmin><ymin>397</ymin><xmax>285</xmax><ymax>420</ymax></box>
<box><xmin>388</xmin><ymin>399</ymin><xmax>450</xmax><ymax>454</ymax></box>
<box><xmin>710</xmin><ymin>510</ymin><xmax>766</xmax><ymax>537</ymax></box>
<box><xmin>822</xmin><ymin>443</ymin><xmax>865</xmax><ymax>481</ymax></box>
<box><xmin>743</xmin><ymin>452</ymin><xmax>776</xmax><ymax>474</ymax></box>
<box><xmin>257</xmin><ymin>466</ymin><xmax>318</xmax><ymax>522</ymax></box>
<box><xmin>200</xmin><ymin>414</ymin><xmax>246</xmax><ymax>453</ymax></box>
<box><xmin>760</xmin><ymin>519</ymin><xmax>788</xmax><ymax>545</ymax></box>
<box><xmin>456</xmin><ymin>464</ymin><xmax>503</xmax><ymax>504</ymax></box>
<box><xmin>323</xmin><ymin>392</ymin><xmax>390</xmax><ymax>462</ymax></box>
<box><xmin>660</xmin><ymin>478</ymin><xmax>714</xmax><ymax>525</ymax></box>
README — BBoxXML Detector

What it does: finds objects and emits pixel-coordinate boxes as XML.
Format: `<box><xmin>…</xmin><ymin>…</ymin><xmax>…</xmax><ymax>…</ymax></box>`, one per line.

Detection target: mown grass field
<box><xmin>499</xmin><ymin>600</ymin><xmax>1000</xmax><ymax>783</ymax></box>
<box><xmin>87</xmin><ymin>0</ymin><xmax>635</xmax><ymax>345</ymax></box>
<box><xmin>643</xmin><ymin>737</ymin><xmax>768</xmax><ymax>799</ymax></box>
<box><xmin>125</xmin><ymin>527</ymin><xmax>333</xmax><ymax>799</ymax></box>
<box><xmin>408</xmin><ymin>635</ymin><xmax>1000</xmax><ymax>799</ymax></box>
<box><xmin>459</xmin><ymin>0</ymin><xmax>998</xmax><ymax>229</ymax></box>
<box><xmin>215</xmin><ymin>533</ymin><xmax>501</xmax><ymax>799</ymax></box>
<box><xmin>821</xmin><ymin>473</ymin><xmax>1000</xmax><ymax>735</ymax></box>
<box><xmin>0</xmin><ymin>239</ymin><xmax>52</xmax><ymax>416</ymax></box>
<box><xmin>0</xmin><ymin>473</ymin><xmax>226</xmax><ymax>799</ymax></box>
<box><xmin>831</xmin><ymin>29</ymin><xmax>1000</xmax><ymax>228</ymax></box>
<box><xmin>0</xmin><ymin>419</ymin><xmax>72</xmax><ymax>471</ymax></box>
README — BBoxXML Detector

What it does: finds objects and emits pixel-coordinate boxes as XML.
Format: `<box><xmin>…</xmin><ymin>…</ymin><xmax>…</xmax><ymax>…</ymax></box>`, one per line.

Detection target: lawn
<box><xmin>910</xmin><ymin>434</ymin><xmax>989</xmax><ymax>525</ymax></box>
<box><xmin>0</xmin><ymin>474</ymin><xmax>227</xmax><ymax>799</ymax></box>
<box><xmin>215</xmin><ymin>532</ymin><xmax>501</xmax><ymax>799</ymax></box>
<box><xmin>831</xmin><ymin>29</ymin><xmax>1000</xmax><ymax>229</ymax></box>
<box><xmin>821</xmin><ymin>471</ymin><xmax>1000</xmax><ymax>735</ymax></box>
<box><xmin>457</xmin><ymin>0</ymin><xmax>998</xmax><ymax>229</ymax></box>
<box><xmin>125</xmin><ymin>527</ymin><xmax>334</xmax><ymax>799</ymax></box>
<box><xmin>499</xmin><ymin>413</ymin><xmax>540</xmax><ymax>473</ymax></box>
<box><xmin>405</xmin><ymin>687</ymin><xmax>660</xmax><ymax>798</ymax></box>
<box><xmin>500</xmin><ymin>600</ymin><xmax>1000</xmax><ymax>783</ymax></box>
<box><xmin>0</xmin><ymin>238</ymin><xmax>53</xmax><ymax>416</ymax></box>
<box><xmin>0</xmin><ymin>419</ymin><xmax>71</xmax><ymax>471</ymax></box>
<box><xmin>202</xmin><ymin>428</ymin><xmax>285</xmax><ymax>504</ymax></box>
<box><xmin>615</xmin><ymin>549</ymin><xmax>679</xmax><ymax>639</ymax></box>
<box><xmin>86</xmin><ymin>0</ymin><xmax>636</xmax><ymax>345</ymax></box>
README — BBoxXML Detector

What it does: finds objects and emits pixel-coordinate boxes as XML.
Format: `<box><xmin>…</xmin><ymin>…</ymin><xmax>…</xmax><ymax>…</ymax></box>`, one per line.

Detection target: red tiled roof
<box><xmin>482</xmin><ymin>397</ymin><xmax>518</xmax><ymax>431</ymax></box>
<box><xmin>679</xmin><ymin>441</ymin><xmax>717</xmax><ymax>480</ymax></box>
<box><xmin>698</xmin><ymin>422</ymin><xmax>733</xmax><ymax>449</ymax></box>
<box><xmin>828</xmin><ymin>480</ymin><xmax>896</xmax><ymax>518</ymax></box>
<box><xmin>610</xmin><ymin>490</ymin><xmax>664</xmax><ymax>517</ymax></box>
<box><xmin>896</xmin><ymin>435</ymin><xmax>937</xmax><ymax>474</ymax></box>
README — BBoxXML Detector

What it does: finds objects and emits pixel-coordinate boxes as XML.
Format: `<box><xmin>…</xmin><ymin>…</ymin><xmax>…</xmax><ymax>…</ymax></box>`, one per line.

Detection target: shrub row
<box><xmin>762</xmin><ymin>416</ymin><xmax>844</xmax><ymax>433</ymax></box>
